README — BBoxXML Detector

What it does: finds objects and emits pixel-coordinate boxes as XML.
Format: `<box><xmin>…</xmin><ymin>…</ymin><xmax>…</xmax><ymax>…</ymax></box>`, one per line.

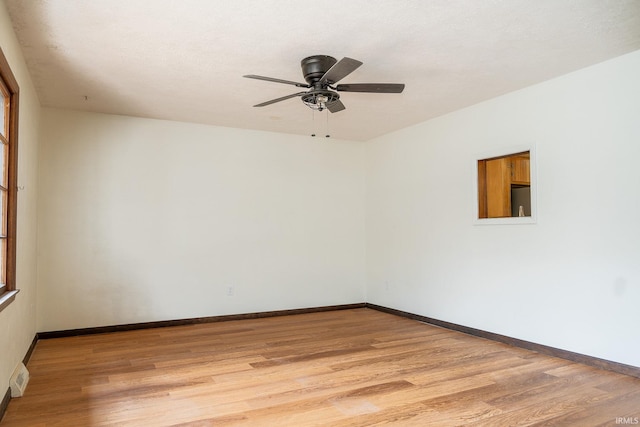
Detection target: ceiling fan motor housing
<box><xmin>301</xmin><ymin>55</ymin><xmax>337</xmax><ymax>84</ymax></box>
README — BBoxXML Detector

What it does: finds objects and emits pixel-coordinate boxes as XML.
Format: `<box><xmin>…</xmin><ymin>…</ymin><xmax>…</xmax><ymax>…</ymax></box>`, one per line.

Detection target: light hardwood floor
<box><xmin>2</xmin><ymin>308</ymin><xmax>639</xmax><ymax>426</ymax></box>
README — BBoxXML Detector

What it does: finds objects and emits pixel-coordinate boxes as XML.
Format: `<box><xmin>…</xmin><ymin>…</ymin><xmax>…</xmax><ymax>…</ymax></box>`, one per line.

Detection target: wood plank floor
<box><xmin>2</xmin><ymin>308</ymin><xmax>639</xmax><ymax>426</ymax></box>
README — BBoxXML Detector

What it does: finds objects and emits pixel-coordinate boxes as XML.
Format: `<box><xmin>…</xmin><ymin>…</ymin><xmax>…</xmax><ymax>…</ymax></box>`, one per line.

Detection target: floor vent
<box><xmin>10</xmin><ymin>363</ymin><xmax>29</xmax><ymax>397</ymax></box>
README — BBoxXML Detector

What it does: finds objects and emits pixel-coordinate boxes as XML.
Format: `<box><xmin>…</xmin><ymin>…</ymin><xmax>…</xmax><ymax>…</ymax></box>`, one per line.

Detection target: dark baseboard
<box><xmin>23</xmin><ymin>334</ymin><xmax>38</xmax><ymax>365</ymax></box>
<box><xmin>0</xmin><ymin>387</ymin><xmax>10</xmax><ymax>422</ymax></box>
<box><xmin>31</xmin><ymin>301</ymin><xmax>639</xmax><ymax>379</ymax></box>
<box><xmin>365</xmin><ymin>303</ymin><xmax>640</xmax><ymax>379</ymax></box>
<box><xmin>37</xmin><ymin>303</ymin><xmax>366</xmax><ymax>339</ymax></box>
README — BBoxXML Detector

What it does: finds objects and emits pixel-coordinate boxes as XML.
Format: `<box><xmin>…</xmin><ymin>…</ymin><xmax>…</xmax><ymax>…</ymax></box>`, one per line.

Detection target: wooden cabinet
<box><xmin>510</xmin><ymin>155</ymin><xmax>530</xmax><ymax>185</ymax></box>
<box><xmin>478</xmin><ymin>152</ymin><xmax>530</xmax><ymax>218</ymax></box>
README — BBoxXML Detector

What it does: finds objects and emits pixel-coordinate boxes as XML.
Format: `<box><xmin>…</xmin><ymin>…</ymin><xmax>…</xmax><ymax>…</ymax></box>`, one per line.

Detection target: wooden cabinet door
<box><xmin>510</xmin><ymin>156</ymin><xmax>530</xmax><ymax>185</ymax></box>
<box><xmin>485</xmin><ymin>158</ymin><xmax>511</xmax><ymax>217</ymax></box>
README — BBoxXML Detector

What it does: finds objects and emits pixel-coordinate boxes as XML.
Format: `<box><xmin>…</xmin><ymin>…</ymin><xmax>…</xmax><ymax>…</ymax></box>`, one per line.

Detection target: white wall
<box><xmin>37</xmin><ymin>110</ymin><xmax>366</xmax><ymax>331</ymax></box>
<box><xmin>366</xmin><ymin>50</ymin><xmax>640</xmax><ymax>367</ymax></box>
<box><xmin>0</xmin><ymin>1</ymin><xmax>41</xmax><ymax>397</ymax></box>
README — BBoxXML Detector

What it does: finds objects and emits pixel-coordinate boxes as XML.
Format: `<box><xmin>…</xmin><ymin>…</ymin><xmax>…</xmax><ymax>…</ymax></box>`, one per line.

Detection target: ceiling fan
<box><xmin>243</xmin><ymin>55</ymin><xmax>405</xmax><ymax>113</ymax></box>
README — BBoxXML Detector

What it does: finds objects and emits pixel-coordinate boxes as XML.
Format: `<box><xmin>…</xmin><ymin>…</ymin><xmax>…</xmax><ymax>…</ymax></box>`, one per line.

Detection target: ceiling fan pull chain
<box><xmin>325</xmin><ymin>111</ymin><xmax>330</xmax><ymax>138</ymax></box>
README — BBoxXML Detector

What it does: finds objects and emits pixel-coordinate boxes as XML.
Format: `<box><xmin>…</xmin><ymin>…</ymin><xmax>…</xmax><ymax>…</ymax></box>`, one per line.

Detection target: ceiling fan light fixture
<box><xmin>301</xmin><ymin>90</ymin><xmax>339</xmax><ymax>112</ymax></box>
<box><xmin>303</xmin><ymin>95</ymin><xmax>327</xmax><ymax>111</ymax></box>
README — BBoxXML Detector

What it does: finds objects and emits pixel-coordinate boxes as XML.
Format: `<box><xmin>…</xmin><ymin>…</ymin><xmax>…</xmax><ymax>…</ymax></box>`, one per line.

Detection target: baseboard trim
<box><xmin>37</xmin><ymin>303</ymin><xmax>366</xmax><ymax>339</ymax></box>
<box><xmin>31</xmin><ymin>301</ymin><xmax>639</xmax><ymax>379</ymax></box>
<box><xmin>366</xmin><ymin>303</ymin><xmax>640</xmax><ymax>379</ymax></box>
<box><xmin>23</xmin><ymin>334</ymin><xmax>38</xmax><ymax>365</ymax></box>
<box><xmin>0</xmin><ymin>387</ymin><xmax>10</xmax><ymax>422</ymax></box>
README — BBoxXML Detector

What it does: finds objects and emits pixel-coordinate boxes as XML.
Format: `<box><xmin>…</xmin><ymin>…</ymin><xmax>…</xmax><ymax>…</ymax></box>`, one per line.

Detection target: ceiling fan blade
<box><xmin>327</xmin><ymin>99</ymin><xmax>346</xmax><ymax>113</ymax></box>
<box><xmin>318</xmin><ymin>57</ymin><xmax>363</xmax><ymax>85</ymax></box>
<box><xmin>336</xmin><ymin>83</ymin><xmax>405</xmax><ymax>93</ymax></box>
<box><xmin>244</xmin><ymin>75</ymin><xmax>310</xmax><ymax>88</ymax></box>
<box><xmin>253</xmin><ymin>92</ymin><xmax>307</xmax><ymax>107</ymax></box>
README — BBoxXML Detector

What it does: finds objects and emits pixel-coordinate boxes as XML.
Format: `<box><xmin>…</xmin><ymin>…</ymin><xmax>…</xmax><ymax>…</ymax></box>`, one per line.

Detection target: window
<box><xmin>474</xmin><ymin>146</ymin><xmax>536</xmax><ymax>225</ymax></box>
<box><xmin>0</xmin><ymin>46</ymin><xmax>19</xmax><ymax>313</ymax></box>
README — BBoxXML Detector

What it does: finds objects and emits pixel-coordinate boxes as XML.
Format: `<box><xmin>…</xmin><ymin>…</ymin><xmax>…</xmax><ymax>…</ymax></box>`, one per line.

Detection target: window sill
<box><xmin>0</xmin><ymin>289</ymin><xmax>19</xmax><ymax>314</ymax></box>
<box><xmin>474</xmin><ymin>216</ymin><xmax>537</xmax><ymax>226</ymax></box>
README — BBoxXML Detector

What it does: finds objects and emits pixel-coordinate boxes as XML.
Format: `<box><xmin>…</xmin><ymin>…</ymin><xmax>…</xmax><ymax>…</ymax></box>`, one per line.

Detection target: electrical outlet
<box><xmin>226</xmin><ymin>285</ymin><xmax>235</xmax><ymax>296</ymax></box>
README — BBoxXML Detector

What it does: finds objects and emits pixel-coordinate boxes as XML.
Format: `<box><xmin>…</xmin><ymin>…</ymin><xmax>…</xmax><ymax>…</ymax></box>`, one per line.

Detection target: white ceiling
<box><xmin>5</xmin><ymin>0</ymin><xmax>640</xmax><ymax>141</ymax></box>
